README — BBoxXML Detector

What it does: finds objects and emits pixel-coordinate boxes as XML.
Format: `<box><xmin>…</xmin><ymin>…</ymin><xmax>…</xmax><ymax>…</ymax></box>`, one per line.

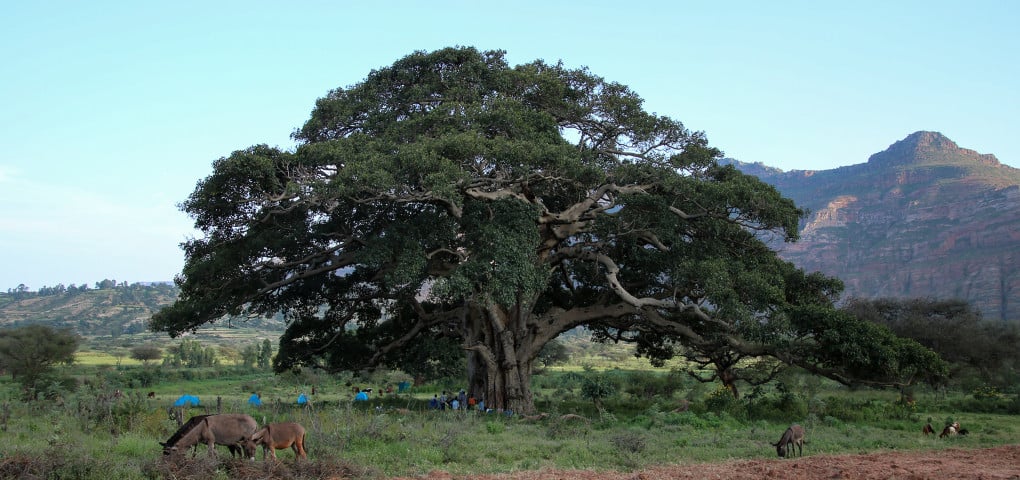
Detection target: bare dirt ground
<box><xmin>395</xmin><ymin>444</ymin><xmax>1020</xmax><ymax>480</ymax></box>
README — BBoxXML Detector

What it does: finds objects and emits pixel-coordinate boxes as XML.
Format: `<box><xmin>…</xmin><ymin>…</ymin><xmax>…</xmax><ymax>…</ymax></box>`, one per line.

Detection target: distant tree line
<box><xmin>155</xmin><ymin>338</ymin><xmax>275</xmax><ymax>370</ymax></box>
<box><xmin>240</xmin><ymin>339</ymin><xmax>274</xmax><ymax>370</ymax></box>
<box><xmin>843</xmin><ymin>297</ymin><xmax>1020</xmax><ymax>391</ymax></box>
<box><xmin>162</xmin><ymin>338</ymin><xmax>220</xmax><ymax>368</ymax></box>
<box><xmin>4</xmin><ymin>280</ymin><xmax>177</xmax><ymax>299</ymax></box>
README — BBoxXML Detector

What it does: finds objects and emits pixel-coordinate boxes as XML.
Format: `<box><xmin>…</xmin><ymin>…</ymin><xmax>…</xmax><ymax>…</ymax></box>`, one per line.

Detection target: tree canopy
<box><xmin>129</xmin><ymin>344</ymin><xmax>163</xmax><ymax>364</ymax></box>
<box><xmin>0</xmin><ymin>325</ymin><xmax>80</xmax><ymax>396</ymax></box>
<box><xmin>152</xmin><ymin>47</ymin><xmax>945</xmax><ymax>413</ymax></box>
<box><xmin>844</xmin><ymin>297</ymin><xmax>1016</xmax><ymax>387</ymax></box>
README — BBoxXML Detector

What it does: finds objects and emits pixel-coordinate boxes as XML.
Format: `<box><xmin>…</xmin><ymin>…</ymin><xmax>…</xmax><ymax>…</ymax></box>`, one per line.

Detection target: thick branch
<box><xmin>366</xmin><ymin>301</ymin><xmax>467</xmax><ymax>366</ymax></box>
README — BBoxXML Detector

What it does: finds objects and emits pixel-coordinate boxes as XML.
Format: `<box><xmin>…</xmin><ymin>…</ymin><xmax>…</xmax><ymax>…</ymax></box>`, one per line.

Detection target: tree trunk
<box><xmin>721</xmin><ymin>369</ymin><xmax>740</xmax><ymax>399</ymax></box>
<box><xmin>466</xmin><ymin>350</ymin><xmax>487</xmax><ymax>405</ymax></box>
<box><xmin>478</xmin><ymin>331</ymin><xmax>534</xmax><ymax>414</ymax></box>
<box><xmin>465</xmin><ymin>301</ymin><xmax>539</xmax><ymax>415</ymax></box>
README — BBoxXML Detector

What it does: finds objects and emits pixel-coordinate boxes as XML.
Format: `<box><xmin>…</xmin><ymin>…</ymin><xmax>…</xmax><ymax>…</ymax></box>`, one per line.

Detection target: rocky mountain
<box><xmin>727</xmin><ymin>131</ymin><xmax>1020</xmax><ymax>321</ymax></box>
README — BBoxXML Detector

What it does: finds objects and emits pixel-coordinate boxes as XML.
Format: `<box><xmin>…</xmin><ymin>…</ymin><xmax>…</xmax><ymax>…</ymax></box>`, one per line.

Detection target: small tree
<box><xmin>163</xmin><ymin>338</ymin><xmax>218</xmax><ymax>368</ymax></box>
<box><xmin>257</xmin><ymin>339</ymin><xmax>273</xmax><ymax>369</ymax></box>
<box><xmin>0</xmin><ymin>325</ymin><xmax>80</xmax><ymax>396</ymax></box>
<box><xmin>537</xmin><ymin>340</ymin><xmax>570</xmax><ymax>367</ymax></box>
<box><xmin>130</xmin><ymin>344</ymin><xmax>163</xmax><ymax>365</ymax></box>
<box><xmin>240</xmin><ymin>343</ymin><xmax>259</xmax><ymax>369</ymax></box>
<box><xmin>580</xmin><ymin>373</ymin><xmax>618</xmax><ymax>412</ymax></box>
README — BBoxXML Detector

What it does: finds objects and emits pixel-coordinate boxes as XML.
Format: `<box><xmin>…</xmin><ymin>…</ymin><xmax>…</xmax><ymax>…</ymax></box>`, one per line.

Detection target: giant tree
<box><xmin>152</xmin><ymin>47</ymin><xmax>944</xmax><ymax>413</ymax></box>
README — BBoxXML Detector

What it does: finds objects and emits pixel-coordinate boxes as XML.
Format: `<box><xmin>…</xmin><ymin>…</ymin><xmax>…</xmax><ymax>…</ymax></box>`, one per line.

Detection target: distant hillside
<box><xmin>727</xmin><ymin>131</ymin><xmax>1020</xmax><ymax>321</ymax></box>
<box><xmin>0</xmin><ymin>283</ymin><xmax>285</xmax><ymax>337</ymax></box>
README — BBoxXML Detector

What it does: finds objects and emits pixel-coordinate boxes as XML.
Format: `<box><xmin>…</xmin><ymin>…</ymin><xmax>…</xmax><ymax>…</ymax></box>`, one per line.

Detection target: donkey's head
<box><xmin>159</xmin><ymin>441</ymin><xmax>179</xmax><ymax>456</ymax></box>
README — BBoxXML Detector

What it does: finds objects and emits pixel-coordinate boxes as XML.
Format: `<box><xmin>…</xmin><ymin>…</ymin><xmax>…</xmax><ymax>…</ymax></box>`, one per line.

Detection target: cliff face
<box><xmin>729</xmin><ymin>131</ymin><xmax>1020</xmax><ymax>321</ymax></box>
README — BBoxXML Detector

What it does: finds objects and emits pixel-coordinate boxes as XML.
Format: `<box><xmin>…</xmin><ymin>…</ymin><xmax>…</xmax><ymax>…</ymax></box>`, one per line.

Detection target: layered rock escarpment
<box><xmin>729</xmin><ymin>131</ymin><xmax>1020</xmax><ymax>321</ymax></box>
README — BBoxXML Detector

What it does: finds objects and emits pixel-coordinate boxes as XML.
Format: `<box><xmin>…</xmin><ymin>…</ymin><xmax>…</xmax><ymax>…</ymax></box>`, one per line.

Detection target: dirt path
<box><xmin>395</xmin><ymin>444</ymin><xmax>1020</xmax><ymax>480</ymax></box>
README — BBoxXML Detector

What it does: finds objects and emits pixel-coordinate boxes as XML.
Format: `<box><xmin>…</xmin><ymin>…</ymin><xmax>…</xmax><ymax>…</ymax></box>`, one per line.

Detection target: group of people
<box><xmin>429</xmin><ymin>389</ymin><xmax>484</xmax><ymax>411</ymax></box>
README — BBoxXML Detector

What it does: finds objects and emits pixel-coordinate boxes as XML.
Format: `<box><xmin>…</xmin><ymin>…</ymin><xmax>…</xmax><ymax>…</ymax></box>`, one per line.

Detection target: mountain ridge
<box><xmin>727</xmin><ymin>131</ymin><xmax>1020</xmax><ymax>321</ymax></box>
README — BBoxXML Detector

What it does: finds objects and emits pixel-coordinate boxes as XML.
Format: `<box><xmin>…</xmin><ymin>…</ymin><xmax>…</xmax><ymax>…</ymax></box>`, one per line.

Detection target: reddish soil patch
<box><xmin>396</xmin><ymin>444</ymin><xmax>1020</xmax><ymax>480</ymax></box>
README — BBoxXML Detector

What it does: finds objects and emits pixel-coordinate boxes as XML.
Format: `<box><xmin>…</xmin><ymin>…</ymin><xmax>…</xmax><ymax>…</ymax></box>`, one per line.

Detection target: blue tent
<box><xmin>248</xmin><ymin>393</ymin><xmax>262</xmax><ymax>407</ymax></box>
<box><xmin>173</xmin><ymin>394</ymin><xmax>200</xmax><ymax>407</ymax></box>
<box><xmin>297</xmin><ymin>393</ymin><xmax>308</xmax><ymax>405</ymax></box>
<box><xmin>354</xmin><ymin>391</ymin><xmax>369</xmax><ymax>401</ymax></box>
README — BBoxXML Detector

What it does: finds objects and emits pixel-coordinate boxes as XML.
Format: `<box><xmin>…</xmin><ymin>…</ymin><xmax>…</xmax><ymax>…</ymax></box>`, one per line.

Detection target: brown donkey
<box><xmin>247</xmin><ymin>422</ymin><xmax>308</xmax><ymax>460</ymax></box>
<box><xmin>160</xmin><ymin>414</ymin><xmax>258</xmax><ymax>459</ymax></box>
<box><xmin>772</xmin><ymin>424</ymin><xmax>805</xmax><ymax>458</ymax></box>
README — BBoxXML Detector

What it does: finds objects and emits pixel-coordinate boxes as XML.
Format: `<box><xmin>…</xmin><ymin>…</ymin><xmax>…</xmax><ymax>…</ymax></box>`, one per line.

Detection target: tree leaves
<box><xmin>0</xmin><ymin>325</ymin><xmax>80</xmax><ymax>395</ymax></box>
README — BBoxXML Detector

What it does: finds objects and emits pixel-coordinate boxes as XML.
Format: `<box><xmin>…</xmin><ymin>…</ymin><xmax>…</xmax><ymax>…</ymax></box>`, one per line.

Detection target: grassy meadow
<box><xmin>0</xmin><ymin>352</ymin><xmax>1018</xmax><ymax>479</ymax></box>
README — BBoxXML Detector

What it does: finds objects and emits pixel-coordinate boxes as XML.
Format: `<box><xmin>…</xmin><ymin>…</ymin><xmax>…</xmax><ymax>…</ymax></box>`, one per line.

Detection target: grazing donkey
<box><xmin>246</xmin><ymin>422</ymin><xmax>307</xmax><ymax>461</ymax></box>
<box><xmin>160</xmin><ymin>414</ymin><xmax>258</xmax><ymax>459</ymax></box>
<box><xmin>939</xmin><ymin>421</ymin><xmax>961</xmax><ymax>438</ymax></box>
<box><xmin>772</xmin><ymin>424</ymin><xmax>805</xmax><ymax>458</ymax></box>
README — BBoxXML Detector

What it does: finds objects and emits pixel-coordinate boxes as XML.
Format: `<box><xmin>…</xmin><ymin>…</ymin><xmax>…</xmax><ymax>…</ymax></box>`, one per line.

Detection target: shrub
<box><xmin>1009</xmin><ymin>394</ymin><xmax>1020</xmax><ymax>415</ymax></box>
<box><xmin>609</xmin><ymin>430</ymin><xmax>646</xmax><ymax>453</ymax></box>
<box><xmin>622</xmin><ymin>371</ymin><xmax>682</xmax><ymax>400</ymax></box>
<box><xmin>545</xmin><ymin>414</ymin><xmax>591</xmax><ymax>439</ymax></box>
<box><xmin>580</xmin><ymin>374</ymin><xmax>618</xmax><ymax>410</ymax></box>
<box><xmin>703</xmin><ymin>386</ymin><xmax>739</xmax><ymax>414</ymax></box>
<box><xmin>972</xmin><ymin>385</ymin><xmax>1003</xmax><ymax>400</ymax></box>
<box><xmin>485</xmin><ymin>421</ymin><xmax>505</xmax><ymax>434</ymax></box>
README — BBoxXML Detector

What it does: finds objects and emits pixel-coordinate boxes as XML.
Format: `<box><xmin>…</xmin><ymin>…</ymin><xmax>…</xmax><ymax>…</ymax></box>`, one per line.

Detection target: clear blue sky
<box><xmin>2</xmin><ymin>1</ymin><xmax>1018</xmax><ymax>290</ymax></box>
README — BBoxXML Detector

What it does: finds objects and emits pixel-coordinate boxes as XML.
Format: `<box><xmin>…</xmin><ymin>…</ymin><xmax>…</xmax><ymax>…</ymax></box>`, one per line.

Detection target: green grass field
<box><xmin>0</xmin><ymin>362</ymin><xmax>1016</xmax><ymax>479</ymax></box>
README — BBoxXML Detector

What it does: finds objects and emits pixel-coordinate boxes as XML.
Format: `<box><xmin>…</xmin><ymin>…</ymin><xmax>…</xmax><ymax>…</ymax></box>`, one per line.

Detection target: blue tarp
<box><xmin>354</xmin><ymin>391</ymin><xmax>369</xmax><ymax>401</ymax></box>
<box><xmin>173</xmin><ymin>394</ymin><xmax>200</xmax><ymax>407</ymax></box>
<box><xmin>248</xmin><ymin>393</ymin><xmax>262</xmax><ymax>407</ymax></box>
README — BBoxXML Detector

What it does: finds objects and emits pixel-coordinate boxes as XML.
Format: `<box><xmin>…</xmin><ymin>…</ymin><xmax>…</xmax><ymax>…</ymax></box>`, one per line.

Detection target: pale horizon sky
<box><xmin>2</xmin><ymin>1</ymin><xmax>1018</xmax><ymax>290</ymax></box>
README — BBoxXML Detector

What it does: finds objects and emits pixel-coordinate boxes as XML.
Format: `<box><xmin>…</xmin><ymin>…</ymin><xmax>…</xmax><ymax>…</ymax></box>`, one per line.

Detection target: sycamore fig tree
<box><xmin>152</xmin><ymin>47</ymin><xmax>945</xmax><ymax>413</ymax></box>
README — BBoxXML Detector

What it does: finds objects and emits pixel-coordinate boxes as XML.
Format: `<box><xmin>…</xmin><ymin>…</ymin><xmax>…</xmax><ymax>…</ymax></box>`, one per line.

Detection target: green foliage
<box><xmin>972</xmin><ymin>385</ymin><xmax>1003</xmax><ymax>400</ymax></box>
<box><xmin>240</xmin><ymin>342</ymin><xmax>259</xmax><ymax>369</ymax></box>
<box><xmin>789</xmin><ymin>305</ymin><xmax>949</xmax><ymax>388</ymax></box>
<box><xmin>128</xmin><ymin>344</ymin><xmax>162</xmax><ymax>364</ymax></box>
<box><xmin>484</xmin><ymin>420</ymin><xmax>505</xmax><ymax>434</ymax></box>
<box><xmin>609</xmin><ymin>430</ymin><xmax>647</xmax><ymax>454</ymax></box>
<box><xmin>703</xmin><ymin>386</ymin><xmax>740</xmax><ymax>414</ymax></box>
<box><xmin>257</xmin><ymin>339</ymin><xmax>273</xmax><ymax>369</ymax></box>
<box><xmin>375</xmin><ymin>332</ymin><xmax>465</xmax><ymax>384</ymax></box>
<box><xmin>150</xmin><ymin>46</ymin><xmax>946</xmax><ymax>416</ymax></box>
<box><xmin>844</xmin><ymin>297</ymin><xmax>1020</xmax><ymax>389</ymax></box>
<box><xmin>537</xmin><ymin>339</ymin><xmax>570</xmax><ymax>367</ymax></box>
<box><xmin>162</xmin><ymin>338</ymin><xmax>219</xmax><ymax>368</ymax></box>
<box><xmin>621</xmin><ymin>370</ymin><xmax>683</xmax><ymax>400</ymax></box>
<box><xmin>580</xmin><ymin>373</ymin><xmax>618</xmax><ymax>409</ymax></box>
<box><xmin>0</xmin><ymin>324</ymin><xmax>80</xmax><ymax>396</ymax></box>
